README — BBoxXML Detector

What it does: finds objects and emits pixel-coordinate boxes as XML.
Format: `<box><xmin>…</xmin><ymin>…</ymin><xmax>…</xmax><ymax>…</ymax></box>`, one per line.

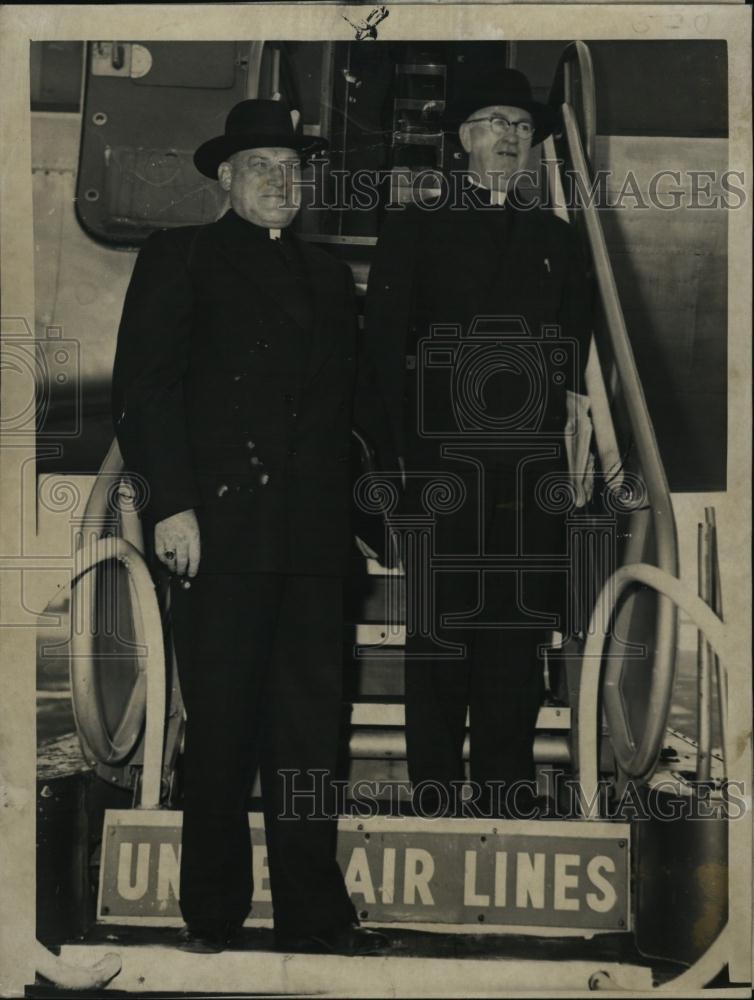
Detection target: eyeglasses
<box><xmin>465</xmin><ymin>115</ymin><xmax>535</xmax><ymax>139</ymax></box>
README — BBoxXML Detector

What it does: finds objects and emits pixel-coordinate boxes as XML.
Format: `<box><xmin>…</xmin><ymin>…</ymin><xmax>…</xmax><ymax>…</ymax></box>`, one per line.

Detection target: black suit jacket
<box><xmin>112</xmin><ymin>209</ymin><xmax>358</xmax><ymax>575</ymax></box>
<box><xmin>357</xmin><ymin>195</ymin><xmax>593</xmax><ymax>471</ymax></box>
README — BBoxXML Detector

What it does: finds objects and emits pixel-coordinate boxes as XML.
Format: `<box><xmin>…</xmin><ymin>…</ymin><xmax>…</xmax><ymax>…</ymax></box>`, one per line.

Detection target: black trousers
<box><xmin>402</xmin><ymin>460</ymin><xmax>563</xmax><ymax>816</ymax></box>
<box><xmin>170</xmin><ymin>572</ymin><xmax>356</xmax><ymax>939</ymax></box>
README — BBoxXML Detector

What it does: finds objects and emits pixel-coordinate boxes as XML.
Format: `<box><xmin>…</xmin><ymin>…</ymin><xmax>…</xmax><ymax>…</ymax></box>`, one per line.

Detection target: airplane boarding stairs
<box><xmin>32</xmin><ymin>43</ymin><xmax>743</xmax><ymax>995</ymax></box>
<box><xmin>34</xmin><ymin>466</ymin><xmax>731</xmax><ymax>995</ymax></box>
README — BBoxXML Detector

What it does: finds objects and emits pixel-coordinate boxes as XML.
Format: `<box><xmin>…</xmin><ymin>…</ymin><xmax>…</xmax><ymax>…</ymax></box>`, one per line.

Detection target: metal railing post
<box><xmin>696</xmin><ymin>520</ymin><xmax>713</xmax><ymax>781</ymax></box>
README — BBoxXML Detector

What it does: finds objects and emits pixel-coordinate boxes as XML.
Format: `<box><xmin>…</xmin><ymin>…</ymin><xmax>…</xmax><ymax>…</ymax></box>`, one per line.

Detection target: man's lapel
<box><xmin>467</xmin><ymin>198</ymin><xmax>547</xmax><ymax>308</ymax></box>
<box><xmin>477</xmin><ymin>199</ymin><xmax>525</xmax><ymax>282</ymax></box>
<box><xmin>208</xmin><ymin>211</ymin><xmax>312</xmax><ymax>329</ymax></box>
<box><xmin>434</xmin><ymin>200</ymin><xmax>517</xmax><ymax>293</ymax></box>
<box><xmin>495</xmin><ymin>199</ymin><xmax>549</xmax><ymax>291</ymax></box>
<box><xmin>298</xmin><ymin>240</ymin><xmax>341</xmax><ymax>382</ymax></box>
<box><xmin>207</xmin><ymin>214</ymin><xmax>344</xmax><ymax>382</ymax></box>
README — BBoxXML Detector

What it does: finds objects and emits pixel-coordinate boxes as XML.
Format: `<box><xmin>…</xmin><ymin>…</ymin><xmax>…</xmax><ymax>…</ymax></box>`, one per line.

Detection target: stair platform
<box><xmin>53</xmin><ymin>924</ymin><xmax>664</xmax><ymax>995</ymax></box>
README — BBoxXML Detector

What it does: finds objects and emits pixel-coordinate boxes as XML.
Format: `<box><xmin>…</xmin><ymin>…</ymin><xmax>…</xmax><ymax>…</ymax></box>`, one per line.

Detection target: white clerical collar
<box><xmin>269</xmin><ymin>228</ymin><xmax>282</xmax><ymax>240</ymax></box>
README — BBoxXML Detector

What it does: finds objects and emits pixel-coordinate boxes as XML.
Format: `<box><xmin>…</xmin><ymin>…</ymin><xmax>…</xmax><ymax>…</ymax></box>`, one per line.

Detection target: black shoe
<box><xmin>177</xmin><ymin>924</ymin><xmax>239</xmax><ymax>954</ymax></box>
<box><xmin>276</xmin><ymin>923</ymin><xmax>389</xmax><ymax>956</ymax></box>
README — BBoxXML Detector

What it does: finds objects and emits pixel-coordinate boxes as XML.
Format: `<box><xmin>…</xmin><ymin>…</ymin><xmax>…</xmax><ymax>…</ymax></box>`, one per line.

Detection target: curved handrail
<box><xmin>549</xmin><ymin>41</ymin><xmax>597</xmax><ymax>164</ymax></box>
<box><xmin>75</xmin><ymin>438</ymin><xmax>121</xmax><ymax>547</ymax></box>
<box><xmin>76</xmin><ymin>437</ymin><xmax>143</xmax><ymax>554</ymax></box>
<box><xmin>578</xmin><ymin>561</ymin><xmax>737</xmax><ymax>989</ymax></box>
<box><xmin>578</xmin><ymin>562</ymin><xmax>731</xmax><ymax>820</ymax></box>
<box><xmin>34</xmin><ymin>939</ymin><xmax>121</xmax><ymax>991</ymax></box>
<box><xmin>69</xmin><ymin>549</ymin><xmax>146</xmax><ymax>766</ymax></box>
<box><xmin>655</xmin><ymin>925</ymin><xmax>729</xmax><ymax>992</ymax></box>
<box><xmin>70</xmin><ymin>536</ymin><xmax>166</xmax><ymax>808</ymax></box>
<box><xmin>558</xmin><ymin>94</ymin><xmax>679</xmax><ymax>781</ymax></box>
<box><xmin>69</xmin><ymin>440</ymin><xmax>147</xmax><ymax>768</ymax></box>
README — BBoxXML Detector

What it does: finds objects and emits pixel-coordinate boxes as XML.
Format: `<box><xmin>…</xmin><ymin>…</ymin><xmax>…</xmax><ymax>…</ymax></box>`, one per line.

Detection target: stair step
<box><xmin>348</xmin><ymin>729</ymin><xmax>570</xmax><ymax>763</ymax></box>
<box><xmin>57</xmin><ymin>941</ymin><xmax>653</xmax><ymax>994</ymax></box>
<box><xmin>349</xmin><ymin>703</ymin><xmax>571</xmax><ymax>730</ymax></box>
<box><xmin>356</xmin><ymin>623</ymin><xmax>406</xmax><ymax>646</ymax></box>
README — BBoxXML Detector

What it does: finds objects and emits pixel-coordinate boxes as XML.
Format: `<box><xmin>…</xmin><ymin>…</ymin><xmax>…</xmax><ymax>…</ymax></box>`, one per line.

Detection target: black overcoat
<box><xmin>112</xmin><ymin>209</ymin><xmax>358</xmax><ymax>576</ymax></box>
<box><xmin>359</xmin><ymin>194</ymin><xmax>593</xmax><ymax>471</ymax></box>
<box><xmin>357</xmin><ymin>193</ymin><xmax>594</xmax><ymax>623</ymax></box>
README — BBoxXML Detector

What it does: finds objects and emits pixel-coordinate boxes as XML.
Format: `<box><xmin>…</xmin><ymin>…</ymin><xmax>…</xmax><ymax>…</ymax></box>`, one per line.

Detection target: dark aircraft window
<box><xmin>31</xmin><ymin>42</ymin><xmax>84</xmax><ymax>112</ymax></box>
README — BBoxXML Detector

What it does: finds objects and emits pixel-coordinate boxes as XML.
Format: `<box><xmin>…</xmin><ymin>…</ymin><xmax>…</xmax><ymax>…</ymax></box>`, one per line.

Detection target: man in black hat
<box><xmin>359</xmin><ymin>69</ymin><xmax>593</xmax><ymax>818</ymax></box>
<box><xmin>112</xmin><ymin>99</ymin><xmax>387</xmax><ymax>955</ymax></box>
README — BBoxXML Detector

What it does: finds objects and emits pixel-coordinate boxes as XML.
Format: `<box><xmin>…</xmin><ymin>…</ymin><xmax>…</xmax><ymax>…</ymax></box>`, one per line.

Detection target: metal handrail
<box><xmin>33</xmin><ymin>940</ymin><xmax>121</xmax><ymax>992</ymax></box>
<box><xmin>69</xmin><ymin>546</ymin><xmax>146</xmax><ymax>766</ymax></box>
<box><xmin>70</xmin><ymin>536</ymin><xmax>166</xmax><ymax>808</ymax></box>
<box><xmin>550</xmin><ymin>41</ymin><xmax>597</xmax><ymax>164</ymax></box>
<box><xmin>707</xmin><ymin>507</ymin><xmax>728</xmax><ymax>769</ymax></box>
<box><xmin>540</xmin><ymin>136</ymin><xmax>624</xmax><ymax>493</ymax></box>
<box><xmin>69</xmin><ymin>440</ymin><xmax>166</xmax><ymax>805</ymax></box>
<box><xmin>561</xmin><ymin>101</ymin><xmax>679</xmax><ymax>781</ymax></box>
<box><xmin>69</xmin><ymin>440</ymin><xmax>149</xmax><ymax>768</ymax></box>
<box><xmin>578</xmin><ymin>562</ymin><xmax>731</xmax><ymax>819</ymax></box>
<box><xmin>549</xmin><ymin>43</ymin><xmax>681</xmax><ymax>782</ymax></box>
<box><xmin>75</xmin><ymin>437</ymin><xmax>144</xmax><ymax>554</ymax></box>
<box><xmin>561</xmin><ymin>105</ymin><xmax>676</xmax><ymax>562</ymax></box>
<box><xmin>578</xmin><ymin>563</ymin><xmax>736</xmax><ymax>988</ymax></box>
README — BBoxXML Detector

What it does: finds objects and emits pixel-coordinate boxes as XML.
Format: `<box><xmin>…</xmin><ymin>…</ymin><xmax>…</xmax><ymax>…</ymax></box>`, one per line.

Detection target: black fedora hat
<box><xmin>445</xmin><ymin>68</ymin><xmax>558</xmax><ymax>146</ymax></box>
<box><xmin>194</xmin><ymin>99</ymin><xmax>328</xmax><ymax>178</ymax></box>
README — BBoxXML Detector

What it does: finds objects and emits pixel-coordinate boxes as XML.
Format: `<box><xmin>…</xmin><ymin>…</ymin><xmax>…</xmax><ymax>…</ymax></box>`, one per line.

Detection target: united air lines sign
<box><xmin>98</xmin><ymin>812</ymin><xmax>630</xmax><ymax>931</ymax></box>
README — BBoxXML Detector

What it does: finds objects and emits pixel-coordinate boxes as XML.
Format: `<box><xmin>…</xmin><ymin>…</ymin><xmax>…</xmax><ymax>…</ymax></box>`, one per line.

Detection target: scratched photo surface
<box><xmin>0</xmin><ymin>5</ymin><xmax>751</xmax><ymax>998</ymax></box>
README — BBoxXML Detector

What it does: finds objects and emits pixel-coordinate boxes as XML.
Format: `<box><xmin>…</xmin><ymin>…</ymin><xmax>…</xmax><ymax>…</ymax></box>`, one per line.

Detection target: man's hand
<box><xmin>155</xmin><ymin>509</ymin><xmax>201</xmax><ymax>577</ymax></box>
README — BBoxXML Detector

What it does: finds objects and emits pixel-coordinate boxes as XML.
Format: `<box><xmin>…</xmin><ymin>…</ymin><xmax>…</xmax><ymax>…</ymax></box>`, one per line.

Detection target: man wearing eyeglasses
<box><xmin>458</xmin><ymin>105</ymin><xmax>537</xmax><ymax>198</ymax></box>
<box><xmin>359</xmin><ymin>69</ymin><xmax>593</xmax><ymax>819</ymax></box>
